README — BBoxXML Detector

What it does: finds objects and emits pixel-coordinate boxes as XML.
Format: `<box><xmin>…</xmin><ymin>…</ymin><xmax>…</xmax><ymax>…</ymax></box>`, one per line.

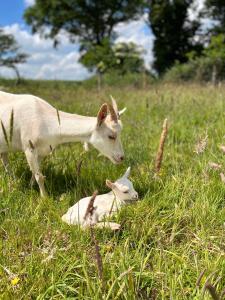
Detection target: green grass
<box><xmin>0</xmin><ymin>80</ymin><xmax>225</xmax><ymax>299</ymax></box>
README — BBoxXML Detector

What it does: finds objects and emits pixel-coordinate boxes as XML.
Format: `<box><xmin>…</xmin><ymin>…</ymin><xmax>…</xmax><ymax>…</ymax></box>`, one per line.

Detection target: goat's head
<box><xmin>106</xmin><ymin>167</ymin><xmax>138</xmax><ymax>202</ymax></box>
<box><xmin>90</xmin><ymin>96</ymin><xmax>126</xmax><ymax>164</ymax></box>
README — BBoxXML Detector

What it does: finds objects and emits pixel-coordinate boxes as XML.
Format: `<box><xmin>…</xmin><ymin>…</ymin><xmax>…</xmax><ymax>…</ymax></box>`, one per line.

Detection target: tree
<box><xmin>203</xmin><ymin>33</ymin><xmax>225</xmax><ymax>84</ymax></box>
<box><xmin>80</xmin><ymin>38</ymin><xmax>116</xmax><ymax>72</ymax></box>
<box><xmin>80</xmin><ymin>38</ymin><xmax>116</xmax><ymax>91</ymax></box>
<box><xmin>113</xmin><ymin>42</ymin><xmax>145</xmax><ymax>75</ymax></box>
<box><xmin>80</xmin><ymin>39</ymin><xmax>145</xmax><ymax>75</ymax></box>
<box><xmin>24</xmin><ymin>0</ymin><xmax>144</xmax><ymax>47</ymax></box>
<box><xmin>149</xmin><ymin>0</ymin><xmax>202</xmax><ymax>74</ymax></box>
<box><xmin>205</xmin><ymin>0</ymin><xmax>225</xmax><ymax>34</ymax></box>
<box><xmin>0</xmin><ymin>29</ymin><xmax>27</xmax><ymax>82</ymax></box>
<box><xmin>80</xmin><ymin>39</ymin><xmax>145</xmax><ymax>90</ymax></box>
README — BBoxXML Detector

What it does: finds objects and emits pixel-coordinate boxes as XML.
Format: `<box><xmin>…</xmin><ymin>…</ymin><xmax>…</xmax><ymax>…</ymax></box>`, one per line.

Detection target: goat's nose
<box><xmin>120</xmin><ymin>155</ymin><xmax>124</xmax><ymax>161</ymax></box>
<box><xmin>134</xmin><ymin>193</ymin><xmax>138</xmax><ymax>199</ymax></box>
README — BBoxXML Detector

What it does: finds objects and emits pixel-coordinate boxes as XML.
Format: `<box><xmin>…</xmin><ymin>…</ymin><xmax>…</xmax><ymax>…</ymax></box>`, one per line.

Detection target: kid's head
<box><xmin>106</xmin><ymin>167</ymin><xmax>138</xmax><ymax>201</ymax></box>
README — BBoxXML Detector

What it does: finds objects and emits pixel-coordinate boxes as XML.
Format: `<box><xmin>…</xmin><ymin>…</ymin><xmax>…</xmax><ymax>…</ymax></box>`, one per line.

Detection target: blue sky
<box><xmin>0</xmin><ymin>0</ymin><xmax>154</xmax><ymax>80</ymax></box>
<box><xmin>0</xmin><ymin>1</ymin><xmax>25</xmax><ymax>26</ymax></box>
<box><xmin>0</xmin><ymin>0</ymin><xmax>206</xmax><ymax>80</ymax></box>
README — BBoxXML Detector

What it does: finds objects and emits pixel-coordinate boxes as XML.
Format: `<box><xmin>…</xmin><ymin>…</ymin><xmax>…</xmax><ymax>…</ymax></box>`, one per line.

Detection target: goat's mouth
<box><xmin>111</xmin><ymin>156</ymin><xmax>122</xmax><ymax>164</ymax></box>
<box><xmin>126</xmin><ymin>199</ymin><xmax>138</xmax><ymax>204</ymax></box>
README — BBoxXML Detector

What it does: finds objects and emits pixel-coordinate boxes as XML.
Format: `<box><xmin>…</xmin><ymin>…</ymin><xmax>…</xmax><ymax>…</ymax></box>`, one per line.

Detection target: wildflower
<box><xmin>11</xmin><ymin>277</ymin><xmax>20</xmax><ymax>286</ymax></box>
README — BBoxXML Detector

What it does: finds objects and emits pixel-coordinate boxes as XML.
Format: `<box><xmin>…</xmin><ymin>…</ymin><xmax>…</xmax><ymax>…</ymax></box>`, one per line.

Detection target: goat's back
<box><xmin>0</xmin><ymin>91</ymin><xmax>57</xmax><ymax>152</ymax></box>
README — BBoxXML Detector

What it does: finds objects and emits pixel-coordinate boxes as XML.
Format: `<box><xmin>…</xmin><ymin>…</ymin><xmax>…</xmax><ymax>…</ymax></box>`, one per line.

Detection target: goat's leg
<box><xmin>0</xmin><ymin>153</ymin><xmax>13</xmax><ymax>175</ymax></box>
<box><xmin>24</xmin><ymin>148</ymin><xmax>47</xmax><ymax>197</ymax></box>
<box><xmin>30</xmin><ymin>156</ymin><xmax>42</xmax><ymax>187</ymax></box>
<box><xmin>30</xmin><ymin>174</ymin><xmax>35</xmax><ymax>187</ymax></box>
<box><xmin>95</xmin><ymin>222</ymin><xmax>121</xmax><ymax>231</ymax></box>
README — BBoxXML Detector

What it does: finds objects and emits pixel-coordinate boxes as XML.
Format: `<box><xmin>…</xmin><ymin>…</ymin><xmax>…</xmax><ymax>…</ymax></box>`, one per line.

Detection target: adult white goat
<box><xmin>0</xmin><ymin>91</ymin><xmax>126</xmax><ymax>197</ymax></box>
<box><xmin>62</xmin><ymin>167</ymin><xmax>138</xmax><ymax>230</ymax></box>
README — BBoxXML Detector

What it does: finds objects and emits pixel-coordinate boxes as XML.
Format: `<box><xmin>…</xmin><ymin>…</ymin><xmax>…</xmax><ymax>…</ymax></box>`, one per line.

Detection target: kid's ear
<box><xmin>123</xmin><ymin>166</ymin><xmax>131</xmax><ymax>178</ymax></box>
<box><xmin>106</xmin><ymin>179</ymin><xmax>115</xmax><ymax>189</ymax></box>
<box><xmin>97</xmin><ymin>103</ymin><xmax>108</xmax><ymax>127</ymax></box>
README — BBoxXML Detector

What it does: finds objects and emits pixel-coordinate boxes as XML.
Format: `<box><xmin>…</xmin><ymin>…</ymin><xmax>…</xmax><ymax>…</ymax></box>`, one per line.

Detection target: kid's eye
<box><xmin>124</xmin><ymin>191</ymin><xmax>129</xmax><ymax>194</ymax></box>
<box><xmin>108</xmin><ymin>135</ymin><xmax>116</xmax><ymax>140</ymax></box>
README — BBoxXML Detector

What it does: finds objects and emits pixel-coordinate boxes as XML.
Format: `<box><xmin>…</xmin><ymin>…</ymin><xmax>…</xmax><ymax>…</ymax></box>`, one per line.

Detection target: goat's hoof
<box><xmin>110</xmin><ymin>223</ymin><xmax>121</xmax><ymax>231</ymax></box>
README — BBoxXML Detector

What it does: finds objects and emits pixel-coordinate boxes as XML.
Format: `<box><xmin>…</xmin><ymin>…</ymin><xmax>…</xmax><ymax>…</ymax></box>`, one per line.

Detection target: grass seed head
<box><xmin>154</xmin><ymin>118</ymin><xmax>168</xmax><ymax>175</ymax></box>
<box><xmin>194</xmin><ymin>134</ymin><xmax>208</xmax><ymax>154</ymax></box>
<box><xmin>84</xmin><ymin>190</ymin><xmax>98</xmax><ymax>220</ymax></box>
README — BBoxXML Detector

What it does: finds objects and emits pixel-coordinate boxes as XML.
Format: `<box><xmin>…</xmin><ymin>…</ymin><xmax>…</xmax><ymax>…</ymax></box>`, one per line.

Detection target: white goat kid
<box><xmin>0</xmin><ymin>91</ymin><xmax>126</xmax><ymax>197</ymax></box>
<box><xmin>61</xmin><ymin>167</ymin><xmax>139</xmax><ymax>230</ymax></box>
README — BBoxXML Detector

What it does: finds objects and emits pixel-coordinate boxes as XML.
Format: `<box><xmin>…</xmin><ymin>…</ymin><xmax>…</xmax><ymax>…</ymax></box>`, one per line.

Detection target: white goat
<box><xmin>0</xmin><ymin>91</ymin><xmax>126</xmax><ymax>197</ymax></box>
<box><xmin>61</xmin><ymin>167</ymin><xmax>138</xmax><ymax>230</ymax></box>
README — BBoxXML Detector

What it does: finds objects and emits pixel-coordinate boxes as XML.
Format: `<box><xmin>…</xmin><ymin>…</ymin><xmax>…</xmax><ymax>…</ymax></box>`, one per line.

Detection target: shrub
<box><xmin>164</xmin><ymin>56</ymin><xmax>225</xmax><ymax>83</ymax></box>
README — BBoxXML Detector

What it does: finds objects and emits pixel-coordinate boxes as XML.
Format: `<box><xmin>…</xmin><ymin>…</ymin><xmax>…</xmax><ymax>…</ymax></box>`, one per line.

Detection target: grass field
<box><xmin>0</xmin><ymin>80</ymin><xmax>224</xmax><ymax>299</ymax></box>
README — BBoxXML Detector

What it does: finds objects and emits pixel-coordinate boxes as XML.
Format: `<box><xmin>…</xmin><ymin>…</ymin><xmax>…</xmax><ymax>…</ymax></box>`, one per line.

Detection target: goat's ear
<box><xmin>97</xmin><ymin>103</ymin><xmax>108</xmax><ymax>126</ymax></box>
<box><xmin>110</xmin><ymin>95</ymin><xmax>118</xmax><ymax>112</ymax></box>
<box><xmin>119</xmin><ymin>107</ymin><xmax>127</xmax><ymax>117</ymax></box>
<box><xmin>108</xmin><ymin>103</ymin><xmax>118</xmax><ymax>123</ymax></box>
<box><xmin>106</xmin><ymin>179</ymin><xmax>115</xmax><ymax>189</ymax></box>
<box><xmin>123</xmin><ymin>166</ymin><xmax>131</xmax><ymax>178</ymax></box>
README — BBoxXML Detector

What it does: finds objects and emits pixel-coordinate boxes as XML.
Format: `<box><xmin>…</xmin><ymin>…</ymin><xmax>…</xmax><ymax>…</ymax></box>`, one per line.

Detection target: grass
<box><xmin>0</xmin><ymin>80</ymin><xmax>225</xmax><ymax>299</ymax></box>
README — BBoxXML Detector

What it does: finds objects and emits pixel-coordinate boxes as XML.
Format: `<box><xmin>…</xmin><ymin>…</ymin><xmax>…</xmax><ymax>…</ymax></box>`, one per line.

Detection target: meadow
<box><xmin>0</xmin><ymin>79</ymin><xmax>224</xmax><ymax>299</ymax></box>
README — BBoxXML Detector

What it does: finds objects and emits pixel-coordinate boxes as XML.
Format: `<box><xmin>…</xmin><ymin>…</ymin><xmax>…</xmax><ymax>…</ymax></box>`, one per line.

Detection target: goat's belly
<box><xmin>0</xmin><ymin>130</ymin><xmax>22</xmax><ymax>153</ymax></box>
<box><xmin>34</xmin><ymin>138</ymin><xmax>58</xmax><ymax>157</ymax></box>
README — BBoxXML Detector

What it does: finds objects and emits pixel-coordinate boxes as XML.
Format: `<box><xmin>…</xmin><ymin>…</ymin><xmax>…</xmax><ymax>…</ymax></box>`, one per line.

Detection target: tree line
<box><xmin>1</xmin><ymin>0</ymin><xmax>225</xmax><ymax>82</ymax></box>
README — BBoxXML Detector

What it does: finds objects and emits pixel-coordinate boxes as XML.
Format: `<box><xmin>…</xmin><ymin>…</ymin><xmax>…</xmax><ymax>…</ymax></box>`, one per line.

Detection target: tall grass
<box><xmin>0</xmin><ymin>80</ymin><xmax>224</xmax><ymax>299</ymax></box>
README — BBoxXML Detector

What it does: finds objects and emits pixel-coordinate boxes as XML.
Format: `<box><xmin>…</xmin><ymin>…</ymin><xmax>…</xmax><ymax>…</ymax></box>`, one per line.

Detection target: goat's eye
<box><xmin>124</xmin><ymin>191</ymin><xmax>129</xmax><ymax>194</ymax></box>
<box><xmin>108</xmin><ymin>135</ymin><xmax>116</xmax><ymax>140</ymax></box>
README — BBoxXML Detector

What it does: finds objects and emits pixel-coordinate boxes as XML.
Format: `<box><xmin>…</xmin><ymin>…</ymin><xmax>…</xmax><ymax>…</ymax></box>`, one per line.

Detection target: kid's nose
<box><xmin>120</xmin><ymin>155</ymin><xmax>124</xmax><ymax>161</ymax></box>
<box><xmin>132</xmin><ymin>192</ymin><xmax>138</xmax><ymax>200</ymax></box>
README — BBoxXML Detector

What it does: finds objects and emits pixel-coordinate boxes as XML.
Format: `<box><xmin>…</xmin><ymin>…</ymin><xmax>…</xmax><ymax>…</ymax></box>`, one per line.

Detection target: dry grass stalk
<box><xmin>208</xmin><ymin>162</ymin><xmax>222</xmax><ymax>170</ymax></box>
<box><xmin>194</xmin><ymin>134</ymin><xmax>208</xmax><ymax>154</ymax></box>
<box><xmin>56</xmin><ymin>109</ymin><xmax>61</xmax><ymax>126</ymax></box>
<box><xmin>1</xmin><ymin>120</ymin><xmax>9</xmax><ymax>147</ymax></box>
<box><xmin>220</xmin><ymin>173</ymin><xmax>225</xmax><ymax>183</ymax></box>
<box><xmin>29</xmin><ymin>140</ymin><xmax>35</xmax><ymax>150</ymax></box>
<box><xmin>154</xmin><ymin>118</ymin><xmax>168</xmax><ymax>174</ymax></box>
<box><xmin>90</xmin><ymin>225</ymin><xmax>104</xmax><ymax>284</ymax></box>
<box><xmin>9</xmin><ymin>109</ymin><xmax>14</xmax><ymax>144</ymax></box>
<box><xmin>76</xmin><ymin>159</ymin><xmax>83</xmax><ymax>177</ymax></box>
<box><xmin>84</xmin><ymin>190</ymin><xmax>98</xmax><ymax>221</ymax></box>
<box><xmin>49</xmin><ymin>145</ymin><xmax>53</xmax><ymax>155</ymax></box>
<box><xmin>203</xmin><ymin>283</ymin><xmax>219</xmax><ymax>300</ymax></box>
<box><xmin>84</xmin><ymin>190</ymin><xmax>104</xmax><ymax>286</ymax></box>
<box><xmin>220</xmin><ymin>145</ymin><xmax>225</xmax><ymax>154</ymax></box>
<box><xmin>220</xmin><ymin>289</ymin><xmax>225</xmax><ymax>299</ymax></box>
<box><xmin>196</xmin><ymin>269</ymin><xmax>206</xmax><ymax>287</ymax></box>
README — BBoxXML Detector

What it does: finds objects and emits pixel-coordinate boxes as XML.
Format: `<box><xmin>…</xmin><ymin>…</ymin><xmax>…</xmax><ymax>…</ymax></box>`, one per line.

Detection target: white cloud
<box><xmin>188</xmin><ymin>0</ymin><xmax>205</xmax><ymax>21</ymax></box>
<box><xmin>24</xmin><ymin>0</ymin><xmax>35</xmax><ymax>7</ymax></box>
<box><xmin>1</xmin><ymin>18</ymin><xmax>153</xmax><ymax>80</ymax></box>
<box><xmin>114</xmin><ymin>15</ymin><xmax>154</xmax><ymax>70</ymax></box>
<box><xmin>1</xmin><ymin>24</ymin><xmax>90</xmax><ymax>80</ymax></box>
<box><xmin>188</xmin><ymin>0</ymin><xmax>218</xmax><ymax>33</ymax></box>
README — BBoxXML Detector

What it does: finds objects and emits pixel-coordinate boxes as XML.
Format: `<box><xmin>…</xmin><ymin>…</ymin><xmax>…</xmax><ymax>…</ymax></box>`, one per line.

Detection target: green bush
<box><xmin>164</xmin><ymin>56</ymin><xmax>225</xmax><ymax>82</ymax></box>
<box><xmin>83</xmin><ymin>71</ymin><xmax>156</xmax><ymax>89</ymax></box>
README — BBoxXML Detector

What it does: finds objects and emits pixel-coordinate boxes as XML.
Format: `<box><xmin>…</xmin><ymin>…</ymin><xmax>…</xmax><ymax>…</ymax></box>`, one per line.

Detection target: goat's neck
<box><xmin>108</xmin><ymin>191</ymin><xmax>125</xmax><ymax>208</ymax></box>
<box><xmin>55</xmin><ymin>111</ymin><xmax>96</xmax><ymax>144</ymax></box>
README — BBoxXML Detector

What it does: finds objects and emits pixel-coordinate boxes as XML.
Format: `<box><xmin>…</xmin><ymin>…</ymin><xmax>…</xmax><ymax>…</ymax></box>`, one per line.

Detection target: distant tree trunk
<box><xmin>97</xmin><ymin>72</ymin><xmax>103</xmax><ymax>92</ymax></box>
<box><xmin>211</xmin><ymin>64</ymin><xmax>217</xmax><ymax>86</ymax></box>
<box><xmin>13</xmin><ymin>66</ymin><xmax>21</xmax><ymax>85</ymax></box>
<box><xmin>142</xmin><ymin>69</ymin><xmax>146</xmax><ymax>89</ymax></box>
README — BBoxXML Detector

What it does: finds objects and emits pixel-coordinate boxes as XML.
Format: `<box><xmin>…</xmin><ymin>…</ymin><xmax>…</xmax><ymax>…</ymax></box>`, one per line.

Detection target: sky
<box><xmin>0</xmin><ymin>0</ymin><xmax>208</xmax><ymax>81</ymax></box>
